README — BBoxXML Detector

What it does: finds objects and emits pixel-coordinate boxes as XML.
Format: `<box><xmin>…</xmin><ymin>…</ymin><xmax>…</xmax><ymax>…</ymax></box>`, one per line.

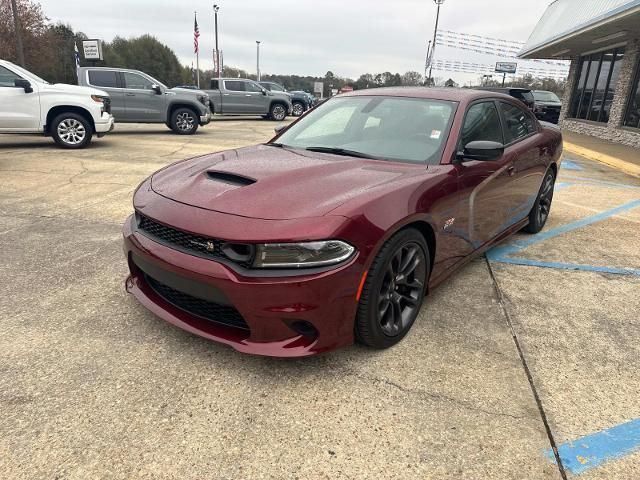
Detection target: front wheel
<box><xmin>524</xmin><ymin>168</ymin><xmax>556</xmax><ymax>234</ymax></box>
<box><xmin>292</xmin><ymin>101</ymin><xmax>305</xmax><ymax>117</ymax></box>
<box><xmin>355</xmin><ymin>229</ymin><xmax>429</xmax><ymax>349</ymax></box>
<box><xmin>51</xmin><ymin>113</ymin><xmax>92</xmax><ymax>149</ymax></box>
<box><xmin>170</xmin><ymin>108</ymin><xmax>199</xmax><ymax>135</ymax></box>
<box><xmin>269</xmin><ymin>103</ymin><xmax>287</xmax><ymax>121</ymax></box>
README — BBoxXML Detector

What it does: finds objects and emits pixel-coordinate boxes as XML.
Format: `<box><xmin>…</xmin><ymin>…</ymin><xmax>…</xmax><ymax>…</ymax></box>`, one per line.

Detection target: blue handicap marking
<box><xmin>487</xmin><ymin>198</ymin><xmax>640</xmax><ymax>276</ymax></box>
<box><xmin>545</xmin><ymin>418</ymin><xmax>640</xmax><ymax>475</ymax></box>
<box><xmin>562</xmin><ymin>159</ymin><xmax>583</xmax><ymax>171</ymax></box>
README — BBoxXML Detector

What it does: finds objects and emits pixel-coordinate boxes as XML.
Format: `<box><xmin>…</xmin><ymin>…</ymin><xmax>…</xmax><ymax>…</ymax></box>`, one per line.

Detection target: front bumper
<box><xmin>122</xmin><ymin>214</ymin><xmax>362</xmax><ymax>357</ymax></box>
<box><xmin>200</xmin><ymin>111</ymin><xmax>212</xmax><ymax>126</ymax></box>
<box><xmin>95</xmin><ymin>113</ymin><xmax>115</xmax><ymax>134</ymax></box>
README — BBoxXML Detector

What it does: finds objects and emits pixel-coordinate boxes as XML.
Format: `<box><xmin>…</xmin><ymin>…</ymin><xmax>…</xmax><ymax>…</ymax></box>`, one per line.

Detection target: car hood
<box><xmin>44</xmin><ymin>83</ymin><xmax>108</xmax><ymax>97</ymax></box>
<box><xmin>150</xmin><ymin>145</ymin><xmax>424</xmax><ymax>220</ymax></box>
<box><xmin>171</xmin><ymin>87</ymin><xmax>207</xmax><ymax>96</ymax></box>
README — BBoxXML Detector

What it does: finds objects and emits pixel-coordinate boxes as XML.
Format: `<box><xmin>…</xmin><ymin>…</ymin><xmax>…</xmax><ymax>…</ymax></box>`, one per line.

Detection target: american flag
<box><xmin>194</xmin><ymin>15</ymin><xmax>200</xmax><ymax>54</ymax></box>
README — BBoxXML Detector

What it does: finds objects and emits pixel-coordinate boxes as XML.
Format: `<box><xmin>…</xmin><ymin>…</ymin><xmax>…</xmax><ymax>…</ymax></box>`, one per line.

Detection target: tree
<box><xmin>402</xmin><ymin>71</ymin><xmax>424</xmax><ymax>86</ymax></box>
<box><xmin>0</xmin><ymin>0</ymin><xmax>48</xmax><ymax>69</ymax></box>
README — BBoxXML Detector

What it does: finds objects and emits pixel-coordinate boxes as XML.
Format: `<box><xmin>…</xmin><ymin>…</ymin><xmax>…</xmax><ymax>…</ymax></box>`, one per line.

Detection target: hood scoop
<box><xmin>206</xmin><ymin>170</ymin><xmax>256</xmax><ymax>187</ymax></box>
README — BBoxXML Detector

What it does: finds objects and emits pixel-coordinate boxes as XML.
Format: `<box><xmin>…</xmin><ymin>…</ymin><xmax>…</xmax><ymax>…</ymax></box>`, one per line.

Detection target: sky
<box><xmin>38</xmin><ymin>0</ymin><xmax>552</xmax><ymax>84</ymax></box>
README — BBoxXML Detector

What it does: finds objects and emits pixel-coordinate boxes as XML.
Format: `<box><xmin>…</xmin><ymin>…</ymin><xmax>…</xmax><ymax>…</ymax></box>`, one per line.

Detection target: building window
<box><xmin>624</xmin><ymin>60</ymin><xmax>640</xmax><ymax>129</ymax></box>
<box><xmin>570</xmin><ymin>47</ymin><xmax>625</xmax><ymax>123</ymax></box>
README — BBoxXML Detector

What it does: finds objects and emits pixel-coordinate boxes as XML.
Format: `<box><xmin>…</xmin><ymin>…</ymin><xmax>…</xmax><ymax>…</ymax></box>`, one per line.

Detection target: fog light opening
<box><xmin>288</xmin><ymin>320</ymin><xmax>318</xmax><ymax>338</ymax></box>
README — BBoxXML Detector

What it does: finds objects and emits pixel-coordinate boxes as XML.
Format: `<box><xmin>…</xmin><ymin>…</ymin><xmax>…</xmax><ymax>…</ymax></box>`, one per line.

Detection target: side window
<box><xmin>123</xmin><ymin>72</ymin><xmax>153</xmax><ymax>90</ymax></box>
<box><xmin>88</xmin><ymin>70</ymin><xmax>118</xmax><ymax>88</ymax></box>
<box><xmin>0</xmin><ymin>65</ymin><xmax>23</xmax><ymax>87</ymax></box>
<box><xmin>246</xmin><ymin>82</ymin><xmax>263</xmax><ymax>93</ymax></box>
<box><xmin>270</xmin><ymin>84</ymin><xmax>285</xmax><ymax>92</ymax></box>
<box><xmin>225</xmin><ymin>80</ymin><xmax>246</xmax><ymax>92</ymax></box>
<box><xmin>210</xmin><ymin>79</ymin><xmax>219</xmax><ymax>90</ymax></box>
<box><xmin>461</xmin><ymin>102</ymin><xmax>503</xmax><ymax>147</ymax></box>
<box><xmin>499</xmin><ymin>102</ymin><xmax>535</xmax><ymax>143</ymax></box>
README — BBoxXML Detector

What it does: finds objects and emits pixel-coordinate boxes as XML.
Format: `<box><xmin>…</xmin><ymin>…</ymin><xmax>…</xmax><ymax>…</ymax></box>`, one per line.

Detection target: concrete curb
<box><xmin>564</xmin><ymin>142</ymin><xmax>640</xmax><ymax>178</ymax></box>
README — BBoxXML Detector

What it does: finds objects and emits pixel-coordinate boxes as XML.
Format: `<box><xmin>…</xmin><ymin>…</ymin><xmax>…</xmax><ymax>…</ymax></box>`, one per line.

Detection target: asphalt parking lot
<box><xmin>1</xmin><ymin>121</ymin><xmax>639</xmax><ymax>479</ymax></box>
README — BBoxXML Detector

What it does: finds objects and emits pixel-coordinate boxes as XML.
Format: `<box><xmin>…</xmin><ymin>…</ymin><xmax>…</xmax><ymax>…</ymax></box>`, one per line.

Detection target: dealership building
<box><xmin>520</xmin><ymin>0</ymin><xmax>640</xmax><ymax>147</ymax></box>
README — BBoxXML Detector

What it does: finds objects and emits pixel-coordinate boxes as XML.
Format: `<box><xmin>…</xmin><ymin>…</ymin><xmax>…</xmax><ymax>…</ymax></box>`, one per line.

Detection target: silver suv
<box><xmin>78</xmin><ymin>67</ymin><xmax>212</xmax><ymax>134</ymax></box>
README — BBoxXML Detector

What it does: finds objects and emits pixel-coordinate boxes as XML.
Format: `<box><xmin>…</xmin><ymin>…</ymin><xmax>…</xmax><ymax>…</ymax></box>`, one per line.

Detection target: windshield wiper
<box><xmin>304</xmin><ymin>146</ymin><xmax>379</xmax><ymax>159</ymax></box>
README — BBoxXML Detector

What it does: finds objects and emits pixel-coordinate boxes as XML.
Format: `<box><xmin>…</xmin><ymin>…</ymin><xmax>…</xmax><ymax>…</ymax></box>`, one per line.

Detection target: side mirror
<box><xmin>274</xmin><ymin>124</ymin><xmax>287</xmax><ymax>134</ymax></box>
<box><xmin>15</xmin><ymin>79</ymin><xmax>33</xmax><ymax>93</ymax></box>
<box><xmin>456</xmin><ymin>141</ymin><xmax>504</xmax><ymax>162</ymax></box>
<box><xmin>151</xmin><ymin>84</ymin><xmax>162</xmax><ymax>94</ymax></box>
<box><xmin>261</xmin><ymin>88</ymin><xmax>268</xmax><ymax>96</ymax></box>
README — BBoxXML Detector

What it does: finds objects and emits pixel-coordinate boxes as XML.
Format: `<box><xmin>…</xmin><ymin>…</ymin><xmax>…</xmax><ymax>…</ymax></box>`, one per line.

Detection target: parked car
<box><xmin>532</xmin><ymin>90</ymin><xmax>562</xmax><ymax>124</ymax></box>
<box><xmin>476</xmin><ymin>87</ymin><xmax>536</xmax><ymax>111</ymax></box>
<box><xmin>123</xmin><ymin>87</ymin><xmax>562</xmax><ymax>357</ymax></box>
<box><xmin>202</xmin><ymin>78</ymin><xmax>292</xmax><ymax>121</ymax></box>
<box><xmin>0</xmin><ymin>60</ymin><xmax>114</xmax><ymax>148</ymax></box>
<box><xmin>78</xmin><ymin>67</ymin><xmax>211</xmax><ymax>135</ymax></box>
<box><xmin>259</xmin><ymin>81</ymin><xmax>310</xmax><ymax>116</ymax></box>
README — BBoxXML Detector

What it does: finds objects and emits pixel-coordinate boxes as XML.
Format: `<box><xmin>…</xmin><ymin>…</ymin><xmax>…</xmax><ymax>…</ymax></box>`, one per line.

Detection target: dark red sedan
<box><xmin>123</xmin><ymin>87</ymin><xmax>562</xmax><ymax>357</ymax></box>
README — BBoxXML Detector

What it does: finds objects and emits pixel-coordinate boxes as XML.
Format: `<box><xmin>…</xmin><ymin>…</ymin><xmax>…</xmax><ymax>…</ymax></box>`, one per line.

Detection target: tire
<box><xmin>269</xmin><ymin>103</ymin><xmax>287</xmax><ymax>121</ymax></box>
<box><xmin>51</xmin><ymin>113</ymin><xmax>92</xmax><ymax>149</ymax></box>
<box><xmin>170</xmin><ymin>107</ymin><xmax>199</xmax><ymax>135</ymax></box>
<box><xmin>523</xmin><ymin>168</ymin><xmax>556</xmax><ymax>234</ymax></box>
<box><xmin>355</xmin><ymin>228</ymin><xmax>429</xmax><ymax>349</ymax></box>
<box><xmin>292</xmin><ymin>101</ymin><xmax>305</xmax><ymax>117</ymax></box>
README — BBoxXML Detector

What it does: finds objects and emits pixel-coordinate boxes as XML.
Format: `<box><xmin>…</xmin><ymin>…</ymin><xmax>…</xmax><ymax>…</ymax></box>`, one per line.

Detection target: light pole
<box><xmin>213</xmin><ymin>4</ymin><xmax>220</xmax><ymax>78</ymax></box>
<box><xmin>256</xmin><ymin>41</ymin><xmax>261</xmax><ymax>81</ymax></box>
<box><xmin>428</xmin><ymin>0</ymin><xmax>445</xmax><ymax>84</ymax></box>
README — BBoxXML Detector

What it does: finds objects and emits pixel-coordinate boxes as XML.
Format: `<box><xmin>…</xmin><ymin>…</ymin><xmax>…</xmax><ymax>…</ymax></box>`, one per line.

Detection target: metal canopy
<box><xmin>519</xmin><ymin>0</ymin><xmax>640</xmax><ymax>59</ymax></box>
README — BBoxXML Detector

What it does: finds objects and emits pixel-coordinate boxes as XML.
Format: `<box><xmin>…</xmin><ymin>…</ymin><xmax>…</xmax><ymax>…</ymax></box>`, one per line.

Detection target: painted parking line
<box><xmin>487</xmin><ymin>199</ymin><xmax>640</xmax><ymax>276</ymax></box>
<box><xmin>545</xmin><ymin>418</ymin><xmax>640</xmax><ymax>475</ymax></box>
<box><xmin>561</xmin><ymin>160</ymin><xmax>583</xmax><ymax>171</ymax></box>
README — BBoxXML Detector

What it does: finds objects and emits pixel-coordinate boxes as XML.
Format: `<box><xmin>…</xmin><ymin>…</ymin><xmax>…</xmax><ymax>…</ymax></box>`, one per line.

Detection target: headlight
<box><xmin>253</xmin><ymin>241</ymin><xmax>355</xmax><ymax>269</ymax></box>
<box><xmin>91</xmin><ymin>95</ymin><xmax>105</xmax><ymax>103</ymax></box>
<box><xmin>197</xmin><ymin>94</ymin><xmax>209</xmax><ymax>105</ymax></box>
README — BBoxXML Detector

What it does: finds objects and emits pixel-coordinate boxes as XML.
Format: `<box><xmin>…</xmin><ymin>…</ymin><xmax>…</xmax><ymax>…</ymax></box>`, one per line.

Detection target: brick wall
<box><xmin>560</xmin><ymin>38</ymin><xmax>640</xmax><ymax>148</ymax></box>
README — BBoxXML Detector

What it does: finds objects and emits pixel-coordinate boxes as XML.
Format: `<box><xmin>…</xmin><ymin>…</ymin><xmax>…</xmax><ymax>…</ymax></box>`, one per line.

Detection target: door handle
<box><xmin>507</xmin><ymin>165</ymin><xmax>516</xmax><ymax>176</ymax></box>
<box><xmin>223</xmin><ymin>93</ymin><xmax>230</xmax><ymax>96</ymax></box>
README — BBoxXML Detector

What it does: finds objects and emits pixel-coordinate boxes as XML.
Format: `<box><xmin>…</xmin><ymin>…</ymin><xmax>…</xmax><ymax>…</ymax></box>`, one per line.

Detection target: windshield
<box><xmin>274</xmin><ymin>96</ymin><xmax>455</xmax><ymax>165</ymax></box>
<box><xmin>533</xmin><ymin>91</ymin><xmax>560</xmax><ymax>103</ymax></box>
<box><xmin>9</xmin><ymin>63</ymin><xmax>49</xmax><ymax>84</ymax></box>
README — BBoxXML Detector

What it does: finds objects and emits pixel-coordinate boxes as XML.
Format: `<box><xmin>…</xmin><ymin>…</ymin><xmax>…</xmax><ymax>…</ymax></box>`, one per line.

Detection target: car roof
<box><xmin>340</xmin><ymin>87</ymin><xmax>517</xmax><ymax>103</ymax></box>
<box><xmin>476</xmin><ymin>87</ymin><xmax>532</xmax><ymax>93</ymax></box>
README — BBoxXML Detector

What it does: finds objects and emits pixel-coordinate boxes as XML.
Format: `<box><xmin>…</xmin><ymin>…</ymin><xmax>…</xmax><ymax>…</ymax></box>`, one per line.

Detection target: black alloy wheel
<box><xmin>170</xmin><ymin>108</ymin><xmax>199</xmax><ymax>135</ymax></box>
<box><xmin>269</xmin><ymin>103</ymin><xmax>287</xmax><ymax>121</ymax></box>
<box><xmin>524</xmin><ymin>169</ymin><xmax>556</xmax><ymax>233</ymax></box>
<box><xmin>356</xmin><ymin>228</ymin><xmax>429</xmax><ymax>349</ymax></box>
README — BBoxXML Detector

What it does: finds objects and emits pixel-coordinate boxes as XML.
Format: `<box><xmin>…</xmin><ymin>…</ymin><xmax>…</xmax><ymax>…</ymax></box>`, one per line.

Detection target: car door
<box><xmin>222</xmin><ymin>80</ymin><xmax>249</xmax><ymax>113</ymax></box>
<box><xmin>0</xmin><ymin>65</ymin><xmax>41</xmax><ymax>131</ymax></box>
<box><xmin>244</xmin><ymin>80</ymin><xmax>270</xmax><ymax>113</ymax></box>
<box><xmin>122</xmin><ymin>71</ymin><xmax>166</xmax><ymax>122</ymax></box>
<box><xmin>455</xmin><ymin>100</ymin><xmax>518</xmax><ymax>248</ymax></box>
<box><xmin>497</xmin><ymin>101</ymin><xmax>547</xmax><ymax>220</ymax></box>
<box><xmin>86</xmin><ymin>69</ymin><xmax>125</xmax><ymax>119</ymax></box>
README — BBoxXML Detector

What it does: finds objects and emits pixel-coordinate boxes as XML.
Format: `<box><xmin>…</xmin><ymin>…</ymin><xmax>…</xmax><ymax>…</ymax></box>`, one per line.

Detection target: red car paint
<box><xmin>123</xmin><ymin>87</ymin><xmax>562</xmax><ymax>357</ymax></box>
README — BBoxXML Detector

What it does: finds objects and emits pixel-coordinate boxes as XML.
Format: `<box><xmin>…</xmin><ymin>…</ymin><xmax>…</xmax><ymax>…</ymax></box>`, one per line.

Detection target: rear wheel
<box><xmin>524</xmin><ymin>168</ymin><xmax>556</xmax><ymax>233</ymax></box>
<box><xmin>269</xmin><ymin>103</ymin><xmax>287</xmax><ymax>121</ymax></box>
<box><xmin>355</xmin><ymin>229</ymin><xmax>429</xmax><ymax>349</ymax></box>
<box><xmin>170</xmin><ymin>107</ymin><xmax>199</xmax><ymax>135</ymax></box>
<box><xmin>51</xmin><ymin>113</ymin><xmax>92</xmax><ymax>149</ymax></box>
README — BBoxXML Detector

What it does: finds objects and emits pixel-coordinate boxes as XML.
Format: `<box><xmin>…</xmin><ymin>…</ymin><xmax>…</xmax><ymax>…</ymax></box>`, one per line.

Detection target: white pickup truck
<box><xmin>0</xmin><ymin>60</ymin><xmax>114</xmax><ymax>148</ymax></box>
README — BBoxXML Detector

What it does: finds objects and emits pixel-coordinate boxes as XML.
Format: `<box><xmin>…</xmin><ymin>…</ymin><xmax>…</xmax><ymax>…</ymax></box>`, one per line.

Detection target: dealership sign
<box><xmin>314</xmin><ymin>82</ymin><xmax>324</xmax><ymax>94</ymax></box>
<box><xmin>495</xmin><ymin>62</ymin><xmax>517</xmax><ymax>74</ymax></box>
<box><xmin>82</xmin><ymin>40</ymin><xmax>104</xmax><ymax>61</ymax></box>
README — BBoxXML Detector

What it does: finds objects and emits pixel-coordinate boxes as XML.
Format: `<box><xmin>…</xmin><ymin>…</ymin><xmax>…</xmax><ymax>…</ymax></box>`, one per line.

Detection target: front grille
<box><xmin>138</xmin><ymin>214</ymin><xmax>228</xmax><ymax>261</ymax></box>
<box><xmin>145</xmin><ymin>274</ymin><xmax>249</xmax><ymax>331</ymax></box>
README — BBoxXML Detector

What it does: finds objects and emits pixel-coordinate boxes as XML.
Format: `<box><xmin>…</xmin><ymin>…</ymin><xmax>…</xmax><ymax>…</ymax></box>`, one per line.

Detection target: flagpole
<box><xmin>195</xmin><ymin>11</ymin><xmax>200</xmax><ymax>88</ymax></box>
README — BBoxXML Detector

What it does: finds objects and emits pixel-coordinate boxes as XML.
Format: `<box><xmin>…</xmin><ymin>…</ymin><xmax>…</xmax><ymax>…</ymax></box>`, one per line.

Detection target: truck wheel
<box><xmin>292</xmin><ymin>101</ymin><xmax>305</xmax><ymax>117</ymax></box>
<box><xmin>269</xmin><ymin>103</ymin><xmax>287</xmax><ymax>121</ymax></box>
<box><xmin>170</xmin><ymin>108</ymin><xmax>199</xmax><ymax>135</ymax></box>
<box><xmin>51</xmin><ymin>113</ymin><xmax>92</xmax><ymax>149</ymax></box>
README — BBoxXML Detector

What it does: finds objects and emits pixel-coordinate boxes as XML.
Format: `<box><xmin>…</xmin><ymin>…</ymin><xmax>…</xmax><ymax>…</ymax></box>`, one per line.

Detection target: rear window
<box><xmin>225</xmin><ymin>81</ymin><xmax>246</xmax><ymax>92</ymax></box>
<box><xmin>88</xmin><ymin>70</ymin><xmax>118</xmax><ymax>88</ymax></box>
